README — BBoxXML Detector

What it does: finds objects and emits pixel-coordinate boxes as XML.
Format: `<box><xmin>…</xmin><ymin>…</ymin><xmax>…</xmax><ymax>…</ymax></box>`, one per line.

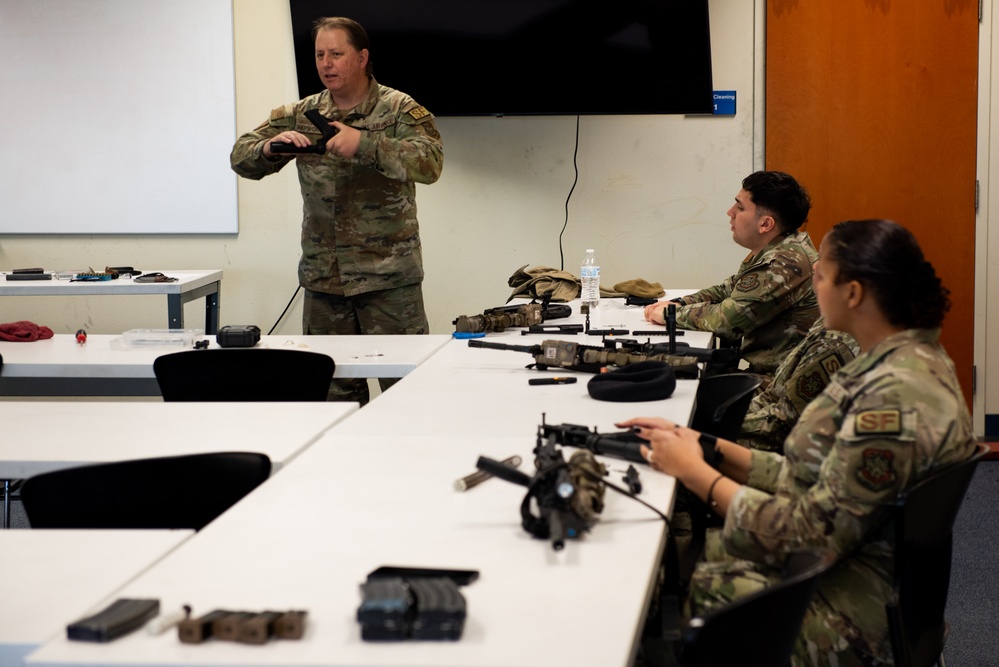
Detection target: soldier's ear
<box><xmin>845</xmin><ymin>280</ymin><xmax>864</xmax><ymax>309</ymax></box>
<box><xmin>758</xmin><ymin>214</ymin><xmax>776</xmax><ymax>234</ymax></box>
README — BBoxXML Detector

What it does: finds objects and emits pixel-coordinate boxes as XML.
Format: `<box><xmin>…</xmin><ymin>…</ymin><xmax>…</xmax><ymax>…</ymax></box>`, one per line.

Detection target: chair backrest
<box><xmin>153</xmin><ymin>348</ymin><xmax>335</xmax><ymax>401</ymax></box>
<box><xmin>678</xmin><ymin>373</ymin><xmax>765</xmax><ymax>581</ymax></box>
<box><xmin>681</xmin><ymin>549</ymin><xmax>835</xmax><ymax>667</ymax></box>
<box><xmin>21</xmin><ymin>452</ymin><xmax>271</xmax><ymax>530</ymax></box>
<box><xmin>688</xmin><ymin>372</ymin><xmax>763</xmax><ymax>443</ymax></box>
<box><xmin>887</xmin><ymin>443</ymin><xmax>988</xmax><ymax>667</ymax></box>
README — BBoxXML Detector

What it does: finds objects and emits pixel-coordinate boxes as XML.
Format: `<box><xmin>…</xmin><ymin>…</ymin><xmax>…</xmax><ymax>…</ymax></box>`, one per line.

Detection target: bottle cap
<box><xmin>586</xmin><ymin>248</ymin><xmax>594</xmax><ymax>253</ymax></box>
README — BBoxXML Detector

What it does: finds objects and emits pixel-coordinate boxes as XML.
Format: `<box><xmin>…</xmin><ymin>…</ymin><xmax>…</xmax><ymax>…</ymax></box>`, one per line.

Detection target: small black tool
<box><xmin>586</xmin><ymin>328</ymin><xmax>629</xmax><ymax>336</ymax></box>
<box><xmin>5</xmin><ymin>273</ymin><xmax>52</xmax><ymax>281</ymax></box>
<box><xmin>623</xmin><ymin>465</ymin><xmax>642</xmax><ymax>495</ymax></box>
<box><xmin>522</xmin><ymin>324</ymin><xmax>584</xmax><ymax>335</ymax></box>
<box><xmin>12</xmin><ymin>267</ymin><xmax>44</xmax><ymax>274</ymax></box>
<box><xmin>528</xmin><ymin>377</ymin><xmax>577</xmax><ymax>386</ymax></box>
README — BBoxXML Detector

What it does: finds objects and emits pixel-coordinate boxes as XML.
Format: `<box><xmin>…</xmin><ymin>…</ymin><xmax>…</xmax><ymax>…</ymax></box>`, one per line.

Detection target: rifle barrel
<box><xmin>467</xmin><ymin>339</ymin><xmax>540</xmax><ymax>354</ymax></box>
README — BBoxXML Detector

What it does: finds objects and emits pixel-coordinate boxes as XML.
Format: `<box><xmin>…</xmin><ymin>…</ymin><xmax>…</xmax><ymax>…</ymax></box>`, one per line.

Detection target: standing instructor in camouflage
<box><xmin>644</xmin><ymin>171</ymin><xmax>817</xmax><ymax>377</ymax></box>
<box><xmin>230</xmin><ymin>16</ymin><xmax>443</xmax><ymax>404</ymax></box>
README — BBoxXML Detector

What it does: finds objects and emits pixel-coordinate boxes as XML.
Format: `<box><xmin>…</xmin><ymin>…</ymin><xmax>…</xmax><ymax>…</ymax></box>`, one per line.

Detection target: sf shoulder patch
<box><xmin>735</xmin><ymin>273</ymin><xmax>761</xmax><ymax>292</ymax></box>
<box><xmin>856</xmin><ymin>448</ymin><xmax>898</xmax><ymax>491</ymax></box>
<box><xmin>820</xmin><ymin>353</ymin><xmax>844</xmax><ymax>376</ymax></box>
<box><xmin>408</xmin><ymin>106</ymin><xmax>431</xmax><ymax>120</ymax></box>
<box><xmin>855</xmin><ymin>409</ymin><xmax>901</xmax><ymax>435</ymax></box>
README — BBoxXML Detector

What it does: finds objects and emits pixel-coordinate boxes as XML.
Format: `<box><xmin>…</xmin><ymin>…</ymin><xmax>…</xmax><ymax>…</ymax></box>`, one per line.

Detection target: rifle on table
<box><xmin>476</xmin><ymin>421</ymin><xmax>607</xmax><ymax>551</ymax></box>
<box><xmin>452</xmin><ymin>291</ymin><xmax>571</xmax><ymax>334</ymax></box>
<box><xmin>467</xmin><ymin>337</ymin><xmax>737</xmax><ymax>378</ymax></box>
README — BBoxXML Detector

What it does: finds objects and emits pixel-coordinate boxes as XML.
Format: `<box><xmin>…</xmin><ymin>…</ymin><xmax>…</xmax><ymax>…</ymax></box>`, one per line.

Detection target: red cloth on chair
<box><xmin>0</xmin><ymin>321</ymin><xmax>55</xmax><ymax>342</ymax></box>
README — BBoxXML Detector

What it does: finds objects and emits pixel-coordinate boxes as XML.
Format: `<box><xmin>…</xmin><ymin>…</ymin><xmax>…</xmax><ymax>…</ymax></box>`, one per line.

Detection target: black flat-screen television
<box><xmin>288</xmin><ymin>0</ymin><xmax>713</xmax><ymax>116</ymax></box>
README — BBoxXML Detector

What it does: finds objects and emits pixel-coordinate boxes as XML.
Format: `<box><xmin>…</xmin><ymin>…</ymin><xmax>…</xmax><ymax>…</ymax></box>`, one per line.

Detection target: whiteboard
<box><xmin>0</xmin><ymin>0</ymin><xmax>238</xmax><ymax>234</ymax></box>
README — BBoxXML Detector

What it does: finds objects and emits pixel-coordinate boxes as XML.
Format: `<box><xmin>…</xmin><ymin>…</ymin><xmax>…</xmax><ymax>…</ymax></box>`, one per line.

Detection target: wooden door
<box><xmin>766</xmin><ymin>0</ymin><xmax>979</xmax><ymax>405</ymax></box>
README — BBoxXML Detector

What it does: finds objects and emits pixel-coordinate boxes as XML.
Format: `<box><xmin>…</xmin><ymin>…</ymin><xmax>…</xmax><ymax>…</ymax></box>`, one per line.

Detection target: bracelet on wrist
<box><xmin>706</xmin><ymin>473</ymin><xmax>725</xmax><ymax>509</ymax></box>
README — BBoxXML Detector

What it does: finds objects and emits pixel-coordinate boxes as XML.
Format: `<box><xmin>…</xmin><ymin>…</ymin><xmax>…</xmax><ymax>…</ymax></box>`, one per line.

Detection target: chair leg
<box><xmin>3</xmin><ymin>479</ymin><xmax>10</xmax><ymax>529</ymax></box>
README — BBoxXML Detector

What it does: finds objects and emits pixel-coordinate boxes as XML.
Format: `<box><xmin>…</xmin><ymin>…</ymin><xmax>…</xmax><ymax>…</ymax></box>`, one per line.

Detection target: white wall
<box><xmin>0</xmin><ymin>0</ymin><xmax>758</xmax><ymax>339</ymax></box>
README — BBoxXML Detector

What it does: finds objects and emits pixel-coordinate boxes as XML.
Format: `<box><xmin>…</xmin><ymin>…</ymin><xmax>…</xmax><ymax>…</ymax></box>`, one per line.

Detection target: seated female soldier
<box><xmin>619</xmin><ymin>219</ymin><xmax>978</xmax><ymax>666</ymax></box>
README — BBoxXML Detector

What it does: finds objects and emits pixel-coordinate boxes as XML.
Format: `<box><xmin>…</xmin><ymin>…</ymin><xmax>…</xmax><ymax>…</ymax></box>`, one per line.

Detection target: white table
<box><xmin>20</xmin><ymin>297</ymin><xmax>706</xmax><ymax>667</ymax></box>
<box><xmin>0</xmin><ymin>334</ymin><xmax>451</xmax><ymax>397</ymax></box>
<box><xmin>1</xmin><ymin>530</ymin><xmax>193</xmax><ymax>667</ymax></box>
<box><xmin>0</xmin><ymin>270</ymin><xmax>222</xmax><ymax>333</ymax></box>
<box><xmin>0</xmin><ymin>402</ymin><xmax>357</xmax><ymax>480</ymax></box>
<box><xmin>335</xmin><ymin>298</ymin><xmax>713</xmax><ymax>439</ymax></box>
<box><xmin>25</xmin><ymin>433</ymin><xmax>677</xmax><ymax>667</ymax></box>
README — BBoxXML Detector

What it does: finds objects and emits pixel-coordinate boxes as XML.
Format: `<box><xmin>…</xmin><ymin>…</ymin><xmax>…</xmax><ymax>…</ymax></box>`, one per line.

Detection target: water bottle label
<box><xmin>580</xmin><ymin>267</ymin><xmax>599</xmax><ymax>278</ymax></box>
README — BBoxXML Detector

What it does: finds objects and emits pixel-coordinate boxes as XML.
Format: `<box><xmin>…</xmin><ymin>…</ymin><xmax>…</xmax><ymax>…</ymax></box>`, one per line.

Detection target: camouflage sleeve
<box><xmin>354</xmin><ymin>103</ymin><xmax>443</xmax><ymax>185</ymax></box>
<box><xmin>675</xmin><ymin>279</ymin><xmax>733</xmax><ymax>307</ymax></box>
<box><xmin>674</xmin><ymin>254</ymin><xmax>812</xmax><ymax>336</ymax></box>
<box><xmin>738</xmin><ymin>389</ymin><xmax>793</xmax><ymax>453</ymax></box>
<box><xmin>229</xmin><ymin>104</ymin><xmax>297</xmax><ymax>180</ymax></box>
<box><xmin>738</xmin><ymin>331</ymin><xmax>858</xmax><ymax>453</ymax></box>
<box><xmin>723</xmin><ymin>402</ymin><xmax>917</xmax><ymax>561</ymax></box>
<box><xmin>745</xmin><ymin>449</ymin><xmax>784</xmax><ymax>492</ymax></box>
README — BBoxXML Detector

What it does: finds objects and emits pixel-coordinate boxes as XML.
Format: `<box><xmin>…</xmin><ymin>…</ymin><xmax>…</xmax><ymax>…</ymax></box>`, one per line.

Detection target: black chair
<box><xmin>679</xmin><ymin>549</ymin><xmax>836</xmax><ymax>666</ymax></box>
<box><xmin>887</xmin><ymin>443</ymin><xmax>988</xmax><ymax>667</ymax></box>
<box><xmin>21</xmin><ymin>452</ymin><xmax>271</xmax><ymax>530</ymax></box>
<box><xmin>153</xmin><ymin>348</ymin><xmax>335</xmax><ymax>401</ymax></box>
<box><xmin>687</xmin><ymin>372</ymin><xmax>764</xmax><ymax>445</ymax></box>
<box><xmin>646</xmin><ymin>372</ymin><xmax>765</xmax><ymax>642</ymax></box>
<box><xmin>0</xmin><ymin>351</ymin><xmax>21</xmax><ymax>529</ymax></box>
<box><xmin>680</xmin><ymin>372</ymin><xmax>764</xmax><ymax>564</ymax></box>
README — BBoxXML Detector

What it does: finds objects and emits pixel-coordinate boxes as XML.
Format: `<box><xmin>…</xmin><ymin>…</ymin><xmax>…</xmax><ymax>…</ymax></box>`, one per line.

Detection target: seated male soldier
<box><xmin>645</xmin><ymin>171</ymin><xmax>818</xmax><ymax>378</ymax></box>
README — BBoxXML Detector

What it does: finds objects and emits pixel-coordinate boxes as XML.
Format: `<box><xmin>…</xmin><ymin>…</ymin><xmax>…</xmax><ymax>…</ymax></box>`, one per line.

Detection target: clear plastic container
<box><xmin>580</xmin><ymin>249</ymin><xmax>600</xmax><ymax>309</ymax></box>
<box><xmin>120</xmin><ymin>329</ymin><xmax>204</xmax><ymax>349</ymax></box>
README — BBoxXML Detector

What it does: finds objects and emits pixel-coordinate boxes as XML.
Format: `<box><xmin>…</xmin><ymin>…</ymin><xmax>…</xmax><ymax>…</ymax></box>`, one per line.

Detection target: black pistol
<box><xmin>270</xmin><ymin>109</ymin><xmax>339</xmax><ymax>154</ymax></box>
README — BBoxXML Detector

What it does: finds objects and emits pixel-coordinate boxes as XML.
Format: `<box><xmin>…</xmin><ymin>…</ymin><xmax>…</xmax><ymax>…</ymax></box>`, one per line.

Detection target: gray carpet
<box><xmin>943</xmin><ymin>460</ymin><xmax>999</xmax><ymax>666</ymax></box>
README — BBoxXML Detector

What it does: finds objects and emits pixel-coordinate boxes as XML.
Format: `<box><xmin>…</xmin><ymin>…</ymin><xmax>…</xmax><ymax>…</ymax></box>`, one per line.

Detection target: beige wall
<box><xmin>0</xmin><ymin>0</ymin><xmax>758</xmax><ymax>338</ymax></box>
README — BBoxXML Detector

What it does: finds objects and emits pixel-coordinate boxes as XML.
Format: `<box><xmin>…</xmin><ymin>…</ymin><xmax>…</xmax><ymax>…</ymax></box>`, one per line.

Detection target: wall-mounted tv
<box><xmin>288</xmin><ymin>0</ymin><xmax>713</xmax><ymax>117</ymax></box>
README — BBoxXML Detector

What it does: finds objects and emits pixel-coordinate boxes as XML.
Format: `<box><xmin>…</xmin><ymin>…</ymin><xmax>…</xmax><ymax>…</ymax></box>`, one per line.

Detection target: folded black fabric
<box><xmin>587</xmin><ymin>361</ymin><xmax>676</xmax><ymax>402</ymax></box>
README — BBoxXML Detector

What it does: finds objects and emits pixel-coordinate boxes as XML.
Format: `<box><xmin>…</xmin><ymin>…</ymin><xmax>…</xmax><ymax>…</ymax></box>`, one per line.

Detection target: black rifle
<box><xmin>467</xmin><ymin>337</ymin><xmax>737</xmax><ymax>378</ymax></box>
<box><xmin>453</xmin><ymin>291</ymin><xmax>571</xmax><ymax>334</ymax></box>
<box><xmin>539</xmin><ymin>422</ymin><xmax>648</xmax><ymax>464</ymax></box>
<box><xmin>476</xmin><ymin>426</ymin><xmax>606</xmax><ymax>551</ymax></box>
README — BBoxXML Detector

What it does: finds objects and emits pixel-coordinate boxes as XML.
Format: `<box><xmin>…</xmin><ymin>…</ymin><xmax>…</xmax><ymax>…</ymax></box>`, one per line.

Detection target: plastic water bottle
<box><xmin>580</xmin><ymin>249</ymin><xmax>601</xmax><ymax>310</ymax></box>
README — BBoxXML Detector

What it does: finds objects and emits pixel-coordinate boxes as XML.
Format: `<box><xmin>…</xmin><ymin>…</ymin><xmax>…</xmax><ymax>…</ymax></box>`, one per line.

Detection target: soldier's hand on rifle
<box><xmin>264</xmin><ymin>130</ymin><xmax>312</xmax><ymax>157</ymax></box>
<box><xmin>643</xmin><ymin>301</ymin><xmax>668</xmax><ymax>325</ymax></box>
<box><xmin>617</xmin><ymin>418</ymin><xmax>705</xmax><ymax>477</ymax></box>
<box><xmin>616</xmin><ymin>417</ymin><xmax>677</xmax><ymax>432</ymax></box>
<box><xmin>326</xmin><ymin>121</ymin><xmax>361</xmax><ymax>158</ymax></box>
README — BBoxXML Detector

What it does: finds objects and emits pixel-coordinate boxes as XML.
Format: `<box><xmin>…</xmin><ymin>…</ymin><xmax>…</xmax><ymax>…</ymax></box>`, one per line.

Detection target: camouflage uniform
<box><xmin>230</xmin><ymin>79</ymin><xmax>443</xmax><ymax>404</ymax></box>
<box><xmin>739</xmin><ymin>318</ymin><xmax>859</xmax><ymax>452</ymax></box>
<box><xmin>687</xmin><ymin>328</ymin><xmax>977</xmax><ymax>666</ymax></box>
<box><xmin>673</xmin><ymin>231</ymin><xmax>819</xmax><ymax>376</ymax></box>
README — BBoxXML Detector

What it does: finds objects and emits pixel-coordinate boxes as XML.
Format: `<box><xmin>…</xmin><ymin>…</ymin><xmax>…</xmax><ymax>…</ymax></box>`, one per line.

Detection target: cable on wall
<box><xmin>558</xmin><ymin>115</ymin><xmax>581</xmax><ymax>272</ymax></box>
<box><xmin>268</xmin><ymin>285</ymin><xmax>302</xmax><ymax>335</ymax></box>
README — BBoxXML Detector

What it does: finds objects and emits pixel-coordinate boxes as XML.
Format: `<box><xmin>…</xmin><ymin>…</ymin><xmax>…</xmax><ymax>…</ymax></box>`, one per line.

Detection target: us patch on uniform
<box><xmin>855</xmin><ymin>409</ymin><xmax>901</xmax><ymax>435</ymax></box>
<box><xmin>856</xmin><ymin>447</ymin><xmax>898</xmax><ymax>491</ymax></box>
<box><xmin>735</xmin><ymin>273</ymin><xmax>760</xmax><ymax>292</ymax></box>
<box><xmin>408</xmin><ymin>106</ymin><xmax>430</xmax><ymax>120</ymax></box>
